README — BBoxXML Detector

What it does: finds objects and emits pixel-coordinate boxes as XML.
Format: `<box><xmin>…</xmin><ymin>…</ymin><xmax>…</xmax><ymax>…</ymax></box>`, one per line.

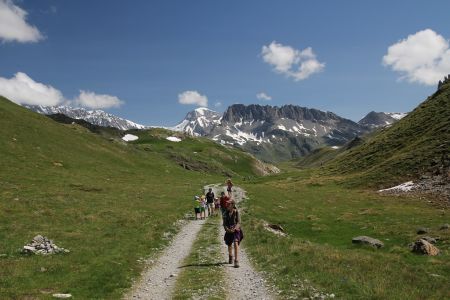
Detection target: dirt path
<box><xmin>208</xmin><ymin>184</ymin><xmax>275</xmax><ymax>300</ymax></box>
<box><xmin>124</xmin><ymin>218</ymin><xmax>206</xmax><ymax>300</ymax></box>
<box><xmin>126</xmin><ymin>184</ymin><xmax>274</xmax><ymax>300</ymax></box>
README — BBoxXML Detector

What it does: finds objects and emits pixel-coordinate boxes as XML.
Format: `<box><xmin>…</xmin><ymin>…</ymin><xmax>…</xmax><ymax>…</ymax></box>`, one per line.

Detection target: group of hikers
<box><xmin>193</xmin><ymin>178</ymin><xmax>243</xmax><ymax>268</ymax></box>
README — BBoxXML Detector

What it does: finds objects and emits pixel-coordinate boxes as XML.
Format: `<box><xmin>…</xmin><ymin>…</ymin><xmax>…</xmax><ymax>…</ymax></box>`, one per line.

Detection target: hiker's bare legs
<box><xmin>233</xmin><ymin>241</ymin><xmax>239</xmax><ymax>261</ymax></box>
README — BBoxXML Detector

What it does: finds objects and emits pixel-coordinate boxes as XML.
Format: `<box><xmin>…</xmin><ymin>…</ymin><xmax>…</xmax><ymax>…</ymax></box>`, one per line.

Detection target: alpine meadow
<box><xmin>0</xmin><ymin>1</ymin><xmax>449</xmax><ymax>299</ymax></box>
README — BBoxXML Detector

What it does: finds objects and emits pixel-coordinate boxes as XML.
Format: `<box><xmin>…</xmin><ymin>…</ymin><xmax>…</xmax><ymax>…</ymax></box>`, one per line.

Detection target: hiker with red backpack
<box><xmin>219</xmin><ymin>191</ymin><xmax>230</xmax><ymax>218</ymax></box>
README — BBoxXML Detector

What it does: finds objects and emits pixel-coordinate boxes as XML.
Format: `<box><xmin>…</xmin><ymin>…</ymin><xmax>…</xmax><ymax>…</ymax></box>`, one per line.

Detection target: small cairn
<box><xmin>22</xmin><ymin>235</ymin><xmax>69</xmax><ymax>255</ymax></box>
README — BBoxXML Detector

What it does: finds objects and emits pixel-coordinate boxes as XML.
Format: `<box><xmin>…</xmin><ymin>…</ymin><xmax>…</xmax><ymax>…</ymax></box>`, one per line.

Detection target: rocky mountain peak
<box><xmin>358</xmin><ymin>111</ymin><xmax>407</xmax><ymax>128</ymax></box>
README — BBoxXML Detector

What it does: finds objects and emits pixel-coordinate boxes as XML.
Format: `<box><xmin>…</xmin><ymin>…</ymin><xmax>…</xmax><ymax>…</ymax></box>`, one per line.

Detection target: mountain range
<box><xmin>24</xmin><ymin>105</ymin><xmax>146</xmax><ymax>131</ymax></box>
<box><xmin>23</xmin><ymin>103</ymin><xmax>406</xmax><ymax>162</ymax></box>
<box><xmin>170</xmin><ymin>105</ymin><xmax>406</xmax><ymax>161</ymax></box>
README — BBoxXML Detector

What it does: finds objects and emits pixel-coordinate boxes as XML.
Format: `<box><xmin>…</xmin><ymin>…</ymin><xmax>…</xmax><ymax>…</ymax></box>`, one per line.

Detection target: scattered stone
<box><xmin>411</xmin><ymin>239</ymin><xmax>440</xmax><ymax>256</ymax></box>
<box><xmin>52</xmin><ymin>294</ymin><xmax>72</xmax><ymax>299</ymax></box>
<box><xmin>352</xmin><ymin>236</ymin><xmax>384</xmax><ymax>248</ymax></box>
<box><xmin>268</xmin><ymin>224</ymin><xmax>285</xmax><ymax>232</ymax></box>
<box><xmin>21</xmin><ymin>235</ymin><xmax>69</xmax><ymax>255</ymax></box>
<box><xmin>264</xmin><ymin>222</ymin><xmax>287</xmax><ymax>236</ymax></box>
<box><xmin>439</xmin><ymin>223</ymin><xmax>449</xmax><ymax>230</ymax></box>
<box><xmin>40</xmin><ymin>267</ymin><xmax>47</xmax><ymax>272</ymax></box>
<box><xmin>416</xmin><ymin>227</ymin><xmax>429</xmax><ymax>234</ymax></box>
<box><xmin>53</xmin><ymin>162</ymin><xmax>64</xmax><ymax>167</ymax></box>
<box><xmin>421</xmin><ymin>236</ymin><xmax>437</xmax><ymax>244</ymax></box>
<box><xmin>169</xmin><ymin>273</ymin><xmax>177</xmax><ymax>277</ymax></box>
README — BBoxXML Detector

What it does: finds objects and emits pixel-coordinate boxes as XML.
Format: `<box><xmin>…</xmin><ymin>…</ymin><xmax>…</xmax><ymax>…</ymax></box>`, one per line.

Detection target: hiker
<box><xmin>219</xmin><ymin>191</ymin><xmax>230</xmax><ymax>218</ymax></box>
<box><xmin>226</xmin><ymin>178</ymin><xmax>233</xmax><ymax>197</ymax></box>
<box><xmin>214</xmin><ymin>197</ymin><xmax>220</xmax><ymax>216</ymax></box>
<box><xmin>223</xmin><ymin>200</ymin><xmax>243</xmax><ymax>268</ymax></box>
<box><xmin>193</xmin><ymin>196</ymin><xmax>201</xmax><ymax>220</ymax></box>
<box><xmin>200</xmin><ymin>195</ymin><xmax>207</xmax><ymax>219</ymax></box>
<box><xmin>206</xmin><ymin>188</ymin><xmax>215</xmax><ymax>217</ymax></box>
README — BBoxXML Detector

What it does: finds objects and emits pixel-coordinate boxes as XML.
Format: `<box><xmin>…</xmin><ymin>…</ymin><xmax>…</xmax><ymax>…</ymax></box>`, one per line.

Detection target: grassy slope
<box><xmin>0</xmin><ymin>97</ymin><xmax>255</xmax><ymax>299</ymax></box>
<box><xmin>240</xmin><ymin>171</ymin><xmax>450</xmax><ymax>299</ymax></box>
<box><xmin>326</xmin><ymin>83</ymin><xmax>450</xmax><ymax>186</ymax></box>
<box><xmin>127</xmin><ymin>128</ymin><xmax>261</xmax><ymax>178</ymax></box>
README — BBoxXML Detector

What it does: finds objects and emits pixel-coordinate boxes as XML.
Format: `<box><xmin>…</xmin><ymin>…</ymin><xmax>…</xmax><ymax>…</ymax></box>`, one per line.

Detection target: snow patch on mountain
<box><xmin>25</xmin><ymin>105</ymin><xmax>146</xmax><ymax>130</ymax></box>
<box><xmin>386</xmin><ymin>112</ymin><xmax>407</xmax><ymax>120</ymax></box>
<box><xmin>166</xmin><ymin>136</ymin><xmax>182</xmax><ymax>142</ymax></box>
<box><xmin>170</xmin><ymin>107</ymin><xmax>222</xmax><ymax>136</ymax></box>
<box><xmin>122</xmin><ymin>134</ymin><xmax>139</xmax><ymax>141</ymax></box>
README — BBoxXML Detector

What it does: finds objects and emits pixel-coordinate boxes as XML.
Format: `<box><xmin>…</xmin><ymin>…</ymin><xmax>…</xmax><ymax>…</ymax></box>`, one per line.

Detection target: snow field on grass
<box><xmin>166</xmin><ymin>136</ymin><xmax>182</xmax><ymax>142</ymax></box>
<box><xmin>378</xmin><ymin>181</ymin><xmax>416</xmax><ymax>192</ymax></box>
<box><xmin>122</xmin><ymin>134</ymin><xmax>139</xmax><ymax>141</ymax></box>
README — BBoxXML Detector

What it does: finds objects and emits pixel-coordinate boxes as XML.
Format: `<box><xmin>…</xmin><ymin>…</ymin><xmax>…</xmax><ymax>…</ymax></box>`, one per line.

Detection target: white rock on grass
<box><xmin>52</xmin><ymin>293</ymin><xmax>72</xmax><ymax>298</ymax></box>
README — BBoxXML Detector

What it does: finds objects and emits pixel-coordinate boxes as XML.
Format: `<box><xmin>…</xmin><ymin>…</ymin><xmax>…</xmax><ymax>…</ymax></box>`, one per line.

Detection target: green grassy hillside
<box><xmin>326</xmin><ymin>82</ymin><xmax>450</xmax><ymax>186</ymax></box>
<box><xmin>0</xmin><ymin>97</ymin><xmax>259</xmax><ymax>299</ymax></box>
<box><xmin>241</xmin><ymin>171</ymin><xmax>450</xmax><ymax>299</ymax></box>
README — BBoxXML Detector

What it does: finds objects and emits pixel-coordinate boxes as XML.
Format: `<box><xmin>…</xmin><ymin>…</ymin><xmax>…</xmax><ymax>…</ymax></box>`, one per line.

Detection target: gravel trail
<box><xmin>208</xmin><ymin>184</ymin><xmax>275</xmax><ymax>300</ymax></box>
<box><xmin>126</xmin><ymin>184</ymin><xmax>274</xmax><ymax>300</ymax></box>
<box><xmin>124</xmin><ymin>218</ymin><xmax>206</xmax><ymax>300</ymax></box>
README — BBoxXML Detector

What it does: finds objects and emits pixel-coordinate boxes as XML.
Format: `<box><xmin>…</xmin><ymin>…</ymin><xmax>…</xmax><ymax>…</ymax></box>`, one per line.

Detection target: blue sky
<box><xmin>1</xmin><ymin>0</ymin><xmax>450</xmax><ymax>126</ymax></box>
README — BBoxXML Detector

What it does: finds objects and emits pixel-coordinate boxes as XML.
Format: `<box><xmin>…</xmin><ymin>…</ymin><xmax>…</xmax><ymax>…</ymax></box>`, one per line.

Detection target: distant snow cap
<box><xmin>166</xmin><ymin>136</ymin><xmax>182</xmax><ymax>142</ymax></box>
<box><xmin>122</xmin><ymin>134</ymin><xmax>139</xmax><ymax>142</ymax></box>
<box><xmin>331</xmin><ymin>146</ymin><xmax>340</xmax><ymax>149</ymax></box>
<box><xmin>195</xmin><ymin>107</ymin><xmax>210</xmax><ymax>115</ymax></box>
<box><xmin>387</xmin><ymin>112</ymin><xmax>407</xmax><ymax>120</ymax></box>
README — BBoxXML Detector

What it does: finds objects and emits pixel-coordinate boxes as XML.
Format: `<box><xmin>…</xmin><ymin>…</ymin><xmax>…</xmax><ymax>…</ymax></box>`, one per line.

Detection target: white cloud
<box><xmin>0</xmin><ymin>72</ymin><xmax>125</xmax><ymax>109</ymax></box>
<box><xmin>256</xmin><ymin>92</ymin><xmax>272</xmax><ymax>101</ymax></box>
<box><xmin>0</xmin><ymin>72</ymin><xmax>64</xmax><ymax>106</ymax></box>
<box><xmin>383</xmin><ymin>29</ymin><xmax>450</xmax><ymax>85</ymax></box>
<box><xmin>214</xmin><ymin>101</ymin><xmax>222</xmax><ymax>107</ymax></box>
<box><xmin>74</xmin><ymin>90</ymin><xmax>124</xmax><ymax>109</ymax></box>
<box><xmin>178</xmin><ymin>90</ymin><xmax>208</xmax><ymax>107</ymax></box>
<box><xmin>261</xmin><ymin>41</ymin><xmax>325</xmax><ymax>81</ymax></box>
<box><xmin>0</xmin><ymin>0</ymin><xmax>43</xmax><ymax>43</ymax></box>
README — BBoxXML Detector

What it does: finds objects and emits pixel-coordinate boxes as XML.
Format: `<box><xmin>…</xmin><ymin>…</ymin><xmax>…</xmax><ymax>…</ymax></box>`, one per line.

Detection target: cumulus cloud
<box><xmin>0</xmin><ymin>72</ymin><xmax>64</xmax><ymax>106</ymax></box>
<box><xmin>256</xmin><ymin>92</ymin><xmax>272</xmax><ymax>101</ymax></box>
<box><xmin>383</xmin><ymin>29</ymin><xmax>450</xmax><ymax>85</ymax></box>
<box><xmin>178</xmin><ymin>90</ymin><xmax>208</xmax><ymax>107</ymax></box>
<box><xmin>261</xmin><ymin>41</ymin><xmax>325</xmax><ymax>81</ymax></box>
<box><xmin>214</xmin><ymin>101</ymin><xmax>222</xmax><ymax>107</ymax></box>
<box><xmin>74</xmin><ymin>90</ymin><xmax>124</xmax><ymax>109</ymax></box>
<box><xmin>0</xmin><ymin>72</ymin><xmax>125</xmax><ymax>109</ymax></box>
<box><xmin>0</xmin><ymin>0</ymin><xmax>43</xmax><ymax>43</ymax></box>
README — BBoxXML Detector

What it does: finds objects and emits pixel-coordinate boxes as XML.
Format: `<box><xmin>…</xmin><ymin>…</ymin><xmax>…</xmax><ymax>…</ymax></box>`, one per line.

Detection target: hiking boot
<box><xmin>228</xmin><ymin>255</ymin><xmax>233</xmax><ymax>264</ymax></box>
<box><xmin>234</xmin><ymin>260</ymin><xmax>239</xmax><ymax>268</ymax></box>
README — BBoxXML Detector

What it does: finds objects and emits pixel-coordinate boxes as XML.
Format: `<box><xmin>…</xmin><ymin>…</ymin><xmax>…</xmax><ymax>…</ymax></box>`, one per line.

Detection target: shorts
<box><xmin>215</xmin><ymin>203</ymin><xmax>220</xmax><ymax>209</ymax></box>
<box><xmin>227</xmin><ymin>187</ymin><xmax>232</xmax><ymax>192</ymax></box>
<box><xmin>194</xmin><ymin>207</ymin><xmax>201</xmax><ymax>214</ymax></box>
<box><xmin>200</xmin><ymin>207</ymin><xmax>205</xmax><ymax>212</ymax></box>
<box><xmin>224</xmin><ymin>229</ymin><xmax>243</xmax><ymax>246</ymax></box>
<box><xmin>207</xmin><ymin>202</ymin><xmax>214</xmax><ymax>209</ymax></box>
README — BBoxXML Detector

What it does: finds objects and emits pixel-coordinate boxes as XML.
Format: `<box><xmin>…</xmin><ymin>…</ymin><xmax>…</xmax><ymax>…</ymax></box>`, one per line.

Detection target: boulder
<box><xmin>439</xmin><ymin>224</ymin><xmax>449</xmax><ymax>230</ymax></box>
<box><xmin>268</xmin><ymin>224</ymin><xmax>285</xmax><ymax>232</ymax></box>
<box><xmin>421</xmin><ymin>236</ymin><xmax>437</xmax><ymax>244</ymax></box>
<box><xmin>33</xmin><ymin>235</ymin><xmax>45</xmax><ymax>244</ymax></box>
<box><xmin>352</xmin><ymin>236</ymin><xmax>384</xmax><ymax>248</ymax></box>
<box><xmin>411</xmin><ymin>239</ymin><xmax>440</xmax><ymax>256</ymax></box>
